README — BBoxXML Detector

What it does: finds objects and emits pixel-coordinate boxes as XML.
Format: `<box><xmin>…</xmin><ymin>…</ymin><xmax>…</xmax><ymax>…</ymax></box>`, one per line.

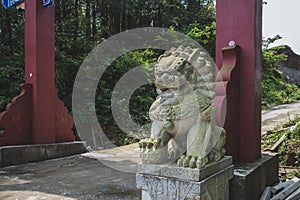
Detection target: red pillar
<box><xmin>0</xmin><ymin>0</ymin><xmax>75</xmax><ymax>146</ymax></box>
<box><xmin>25</xmin><ymin>0</ymin><xmax>56</xmax><ymax>143</ymax></box>
<box><xmin>216</xmin><ymin>0</ymin><xmax>262</xmax><ymax>162</ymax></box>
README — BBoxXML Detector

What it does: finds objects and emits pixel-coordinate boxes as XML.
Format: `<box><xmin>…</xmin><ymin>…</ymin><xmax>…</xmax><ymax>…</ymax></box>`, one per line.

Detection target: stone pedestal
<box><xmin>230</xmin><ymin>153</ymin><xmax>279</xmax><ymax>200</ymax></box>
<box><xmin>136</xmin><ymin>156</ymin><xmax>233</xmax><ymax>200</ymax></box>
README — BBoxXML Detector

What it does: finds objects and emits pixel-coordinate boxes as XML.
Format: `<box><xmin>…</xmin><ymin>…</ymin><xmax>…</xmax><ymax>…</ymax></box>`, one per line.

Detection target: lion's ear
<box><xmin>187</xmin><ymin>48</ymin><xmax>201</xmax><ymax>66</ymax></box>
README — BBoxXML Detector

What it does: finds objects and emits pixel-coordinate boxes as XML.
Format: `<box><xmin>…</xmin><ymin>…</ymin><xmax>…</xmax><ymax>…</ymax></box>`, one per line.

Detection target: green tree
<box><xmin>0</xmin><ymin>0</ymin><xmax>217</xmax><ymax>145</ymax></box>
<box><xmin>0</xmin><ymin>8</ymin><xmax>25</xmax><ymax>111</ymax></box>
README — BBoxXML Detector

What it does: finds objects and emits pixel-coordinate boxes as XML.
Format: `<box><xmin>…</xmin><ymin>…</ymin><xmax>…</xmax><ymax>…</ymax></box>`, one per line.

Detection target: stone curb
<box><xmin>0</xmin><ymin>141</ymin><xmax>87</xmax><ymax>168</ymax></box>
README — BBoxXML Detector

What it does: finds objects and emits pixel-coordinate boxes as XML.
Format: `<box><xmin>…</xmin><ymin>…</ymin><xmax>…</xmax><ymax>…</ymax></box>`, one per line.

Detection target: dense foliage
<box><xmin>262</xmin><ymin>36</ymin><xmax>300</xmax><ymax>108</ymax></box>
<box><xmin>0</xmin><ymin>7</ymin><xmax>24</xmax><ymax>111</ymax></box>
<box><xmin>0</xmin><ymin>0</ymin><xmax>216</xmax><ymax>145</ymax></box>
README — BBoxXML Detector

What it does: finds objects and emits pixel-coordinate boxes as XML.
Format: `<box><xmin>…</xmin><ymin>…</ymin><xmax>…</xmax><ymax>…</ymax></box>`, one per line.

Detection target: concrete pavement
<box><xmin>0</xmin><ymin>144</ymin><xmax>141</xmax><ymax>200</ymax></box>
<box><xmin>262</xmin><ymin>101</ymin><xmax>300</xmax><ymax>134</ymax></box>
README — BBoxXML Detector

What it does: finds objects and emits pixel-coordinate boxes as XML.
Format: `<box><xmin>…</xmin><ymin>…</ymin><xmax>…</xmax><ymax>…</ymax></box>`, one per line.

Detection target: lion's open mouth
<box><xmin>155</xmin><ymin>80</ymin><xmax>181</xmax><ymax>91</ymax></box>
<box><xmin>156</xmin><ymin>84</ymin><xmax>178</xmax><ymax>92</ymax></box>
<box><xmin>159</xmin><ymin>88</ymin><xmax>169</xmax><ymax>92</ymax></box>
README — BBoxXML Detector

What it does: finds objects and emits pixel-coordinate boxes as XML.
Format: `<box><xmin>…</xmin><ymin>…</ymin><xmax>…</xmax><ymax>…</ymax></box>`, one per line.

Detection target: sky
<box><xmin>263</xmin><ymin>0</ymin><xmax>300</xmax><ymax>54</ymax></box>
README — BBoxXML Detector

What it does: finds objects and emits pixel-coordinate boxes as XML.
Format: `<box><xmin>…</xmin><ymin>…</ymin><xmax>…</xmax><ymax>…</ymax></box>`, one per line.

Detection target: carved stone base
<box><xmin>136</xmin><ymin>156</ymin><xmax>233</xmax><ymax>200</ymax></box>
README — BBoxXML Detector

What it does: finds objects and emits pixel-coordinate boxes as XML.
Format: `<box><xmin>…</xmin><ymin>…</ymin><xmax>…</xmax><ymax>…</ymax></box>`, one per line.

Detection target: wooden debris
<box><xmin>279</xmin><ymin>167</ymin><xmax>300</xmax><ymax>178</ymax></box>
<box><xmin>260</xmin><ymin>187</ymin><xmax>271</xmax><ymax>200</ymax></box>
<box><xmin>286</xmin><ymin>187</ymin><xmax>300</xmax><ymax>200</ymax></box>
<box><xmin>262</xmin><ymin>126</ymin><xmax>290</xmax><ymax>137</ymax></box>
<box><xmin>261</xmin><ymin>178</ymin><xmax>300</xmax><ymax>200</ymax></box>
<box><xmin>271</xmin><ymin>180</ymin><xmax>294</xmax><ymax>194</ymax></box>
<box><xmin>270</xmin><ymin>125</ymin><xmax>295</xmax><ymax>151</ymax></box>
<box><xmin>270</xmin><ymin>132</ymin><xmax>290</xmax><ymax>151</ymax></box>
<box><xmin>270</xmin><ymin>178</ymin><xmax>300</xmax><ymax>200</ymax></box>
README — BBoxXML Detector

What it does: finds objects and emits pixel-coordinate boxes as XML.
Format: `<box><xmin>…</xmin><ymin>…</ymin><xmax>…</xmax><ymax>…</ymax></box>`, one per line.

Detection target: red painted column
<box><xmin>25</xmin><ymin>0</ymin><xmax>56</xmax><ymax>143</ymax></box>
<box><xmin>0</xmin><ymin>0</ymin><xmax>74</xmax><ymax>146</ymax></box>
<box><xmin>216</xmin><ymin>0</ymin><xmax>262</xmax><ymax>161</ymax></box>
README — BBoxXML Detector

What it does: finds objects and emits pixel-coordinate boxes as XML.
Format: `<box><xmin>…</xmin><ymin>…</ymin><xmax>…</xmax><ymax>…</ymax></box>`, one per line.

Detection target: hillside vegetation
<box><xmin>262</xmin><ymin>37</ymin><xmax>300</xmax><ymax>108</ymax></box>
<box><xmin>262</xmin><ymin>37</ymin><xmax>300</xmax><ymax>178</ymax></box>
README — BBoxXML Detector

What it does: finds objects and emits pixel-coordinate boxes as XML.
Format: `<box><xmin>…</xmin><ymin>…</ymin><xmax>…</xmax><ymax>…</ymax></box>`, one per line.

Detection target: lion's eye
<box><xmin>168</xmin><ymin>76</ymin><xmax>175</xmax><ymax>82</ymax></box>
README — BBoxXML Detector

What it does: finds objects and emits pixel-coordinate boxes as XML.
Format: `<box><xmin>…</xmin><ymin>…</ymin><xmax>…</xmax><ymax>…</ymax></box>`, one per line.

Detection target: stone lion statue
<box><xmin>139</xmin><ymin>46</ymin><xmax>226</xmax><ymax>169</ymax></box>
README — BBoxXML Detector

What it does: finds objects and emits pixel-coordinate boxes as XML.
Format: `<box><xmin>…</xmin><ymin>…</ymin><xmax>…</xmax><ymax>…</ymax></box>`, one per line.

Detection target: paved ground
<box><xmin>261</xmin><ymin>100</ymin><xmax>300</xmax><ymax>134</ymax></box>
<box><xmin>0</xmin><ymin>144</ymin><xmax>142</xmax><ymax>200</ymax></box>
<box><xmin>1</xmin><ymin>101</ymin><xmax>300</xmax><ymax>200</ymax></box>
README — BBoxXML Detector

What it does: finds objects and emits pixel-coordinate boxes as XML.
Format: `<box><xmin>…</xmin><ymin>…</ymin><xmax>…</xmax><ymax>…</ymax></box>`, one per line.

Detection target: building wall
<box><xmin>278</xmin><ymin>65</ymin><xmax>300</xmax><ymax>86</ymax></box>
<box><xmin>277</xmin><ymin>46</ymin><xmax>300</xmax><ymax>86</ymax></box>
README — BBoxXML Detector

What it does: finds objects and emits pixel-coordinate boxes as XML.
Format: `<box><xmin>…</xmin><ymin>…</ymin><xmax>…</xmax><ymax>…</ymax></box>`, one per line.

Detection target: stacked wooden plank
<box><xmin>260</xmin><ymin>178</ymin><xmax>300</xmax><ymax>200</ymax></box>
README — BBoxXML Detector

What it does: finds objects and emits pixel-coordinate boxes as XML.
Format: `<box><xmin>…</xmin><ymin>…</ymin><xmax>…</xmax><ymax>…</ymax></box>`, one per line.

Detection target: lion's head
<box><xmin>154</xmin><ymin>46</ymin><xmax>216</xmax><ymax>98</ymax></box>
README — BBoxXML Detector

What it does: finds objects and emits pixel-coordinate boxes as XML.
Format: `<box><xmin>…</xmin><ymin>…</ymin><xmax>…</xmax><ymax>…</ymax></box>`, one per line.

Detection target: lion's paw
<box><xmin>177</xmin><ymin>155</ymin><xmax>209</xmax><ymax>169</ymax></box>
<box><xmin>177</xmin><ymin>155</ymin><xmax>192</xmax><ymax>168</ymax></box>
<box><xmin>139</xmin><ymin>137</ymin><xmax>170</xmax><ymax>164</ymax></box>
<box><xmin>177</xmin><ymin>155</ymin><xmax>186</xmax><ymax>167</ymax></box>
<box><xmin>139</xmin><ymin>138</ymin><xmax>163</xmax><ymax>153</ymax></box>
<box><xmin>196</xmin><ymin>157</ymin><xmax>209</xmax><ymax>169</ymax></box>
